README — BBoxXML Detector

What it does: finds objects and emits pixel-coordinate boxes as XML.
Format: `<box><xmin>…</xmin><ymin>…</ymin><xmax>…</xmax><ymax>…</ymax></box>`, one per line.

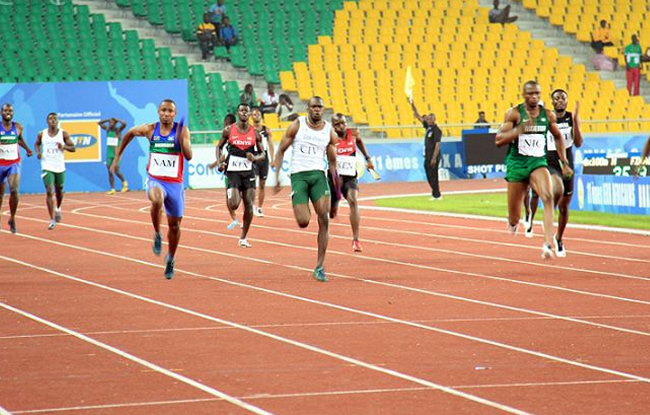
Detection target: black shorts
<box><xmin>254</xmin><ymin>156</ymin><xmax>269</xmax><ymax>180</ymax></box>
<box><xmin>547</xmin><ymin>148</ymin><xmax>574</xmax><ymax>196</ymax></box>
<box><xmin>226</xmin><ymin>170</ymin><xmax>256</xmax><ymax>191</ymax></box>
<box><xmin>327</xmin><ymin>172</ymin><xmax>359</xmax><ymax>208</ymax></box>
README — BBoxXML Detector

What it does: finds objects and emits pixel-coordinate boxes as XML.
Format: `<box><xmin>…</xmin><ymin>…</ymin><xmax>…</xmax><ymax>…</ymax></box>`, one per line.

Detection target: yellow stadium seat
<box><xmin>280</xmin><ymin>71</ymin><xmax>297</xmax><ymax>92</ymax></box>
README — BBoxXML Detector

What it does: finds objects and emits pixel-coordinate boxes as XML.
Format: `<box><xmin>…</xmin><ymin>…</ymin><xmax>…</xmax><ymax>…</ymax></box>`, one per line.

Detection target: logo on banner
<box><xmin>59</xmin><ymin>119</ymin><xmax>102</xmax><ymax>163</ymax></box>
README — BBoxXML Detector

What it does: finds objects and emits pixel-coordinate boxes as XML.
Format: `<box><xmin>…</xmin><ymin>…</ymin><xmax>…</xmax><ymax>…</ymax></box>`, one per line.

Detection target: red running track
<box><xmin>1</xmin><ymin>179</ymin><xmax>650</xmax><ymax>414</ymax></box>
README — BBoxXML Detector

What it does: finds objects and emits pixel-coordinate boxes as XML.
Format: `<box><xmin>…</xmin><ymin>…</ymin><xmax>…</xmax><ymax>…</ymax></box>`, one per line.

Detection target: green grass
<box><xmin>374</xmin><ymin>193</ymin><xmax>650</xmax><ymax>231</ymax></box>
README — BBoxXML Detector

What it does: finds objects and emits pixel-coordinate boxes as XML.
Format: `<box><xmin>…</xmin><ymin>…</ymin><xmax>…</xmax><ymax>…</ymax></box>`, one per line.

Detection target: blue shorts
<box><xmin>0</xmin><ymin>163</ymin><xmax>20</xmax><ymax>184</ymax></box>
<box><xmin>146</xmin><ymin>176</ymin><xmax>185</xmax><ymax>218</ymax></box>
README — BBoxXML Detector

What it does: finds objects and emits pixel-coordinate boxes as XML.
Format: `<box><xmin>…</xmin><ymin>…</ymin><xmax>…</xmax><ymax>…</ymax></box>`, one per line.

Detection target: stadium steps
<box><xmin>491</xmin><ymin>0</ymin><xmax>650</xmax><ymax>103</ymax></box>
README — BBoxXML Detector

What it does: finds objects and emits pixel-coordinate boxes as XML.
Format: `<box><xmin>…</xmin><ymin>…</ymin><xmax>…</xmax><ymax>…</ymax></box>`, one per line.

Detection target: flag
<box><xmin>404</xmin><ymin>65</ymin><xmax>415</xmax><ymax>100</ymax></box>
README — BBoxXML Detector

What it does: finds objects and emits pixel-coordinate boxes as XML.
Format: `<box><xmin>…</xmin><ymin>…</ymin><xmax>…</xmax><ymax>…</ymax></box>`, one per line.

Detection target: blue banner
<box><xmin>0</xmin><ymin>80</ymin><xmax>188</xmax><ymax>194</ymax></box>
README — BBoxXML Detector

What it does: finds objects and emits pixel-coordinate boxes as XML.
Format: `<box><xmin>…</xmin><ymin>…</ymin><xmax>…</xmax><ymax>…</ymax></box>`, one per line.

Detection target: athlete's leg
<box><xmin>0</xmin><ymin>181</ymin><xmax>5</xmax><ymax>215</ymax></box>
<box><xmin>107</xmin><ymin>164</ymin><xmax>115</xmax><ymax>190</ymax></box>
<box><xmin>257</xmin><ymin>178</ymin><xmax>266</xmax><ymax>209</ymax></box>
<box><xmin>293</xmin><ymin>203</ymin><xmax>311</xmax><ymax>228</ymax></box>
<box><xmin>114</xmin><ymin>165</ymin><xmax>126</xmax><ymax>184</ymax></box>
<box><xmin>166</xmin><ymin>216</ymin><xmax>183</xmax><ymax>258</ymax></box>
<box><xmin>529</xmin><ymin>168</ymin><xmax>555</xmax><ymax>249</ymax></box>
<box><xmin>557</xmin><ymin>191</ymin><xmax>571</xmax><ymax>242</ymax></box>
<box><xmin>346</xmin><ymin>188</ymin><xmax>360</xmax><ymax>241</ymax></box>
<box><xmin>528</xmin><ymin>188</ymin><xmax>539</xmax><ymax>227</ymax></box>
<box><xmin>7</xmin><ymin>173</ymin><xmax>20</xmax><ymax>222</ymax></box>
<box><xmin>240</xmin><ymin>187</ymin><xmax>255</xmax><ymax>240</ymax></box>
<box><xmin>55</xmin><ymin>185</ymin><xmax>64</xmax><ymax>210</ymax></box>
<box><xmin>312</xmin><ymin>195</ymin><xmax>331</xmax><ymax>269</ymax></box>
<box><xmin>506</xmin><ymin>181</ymin><xmax>528</xmax><ymax>232</ymax></box>
<box><xmin>147</xmin><ymin>186</ymin><xmax>164</xmax><ymax>234</ymax></box>
<box><xmin>226</xmin><ymin>186</ymin><xmax>242</xmax><ymax>212</ymax></box>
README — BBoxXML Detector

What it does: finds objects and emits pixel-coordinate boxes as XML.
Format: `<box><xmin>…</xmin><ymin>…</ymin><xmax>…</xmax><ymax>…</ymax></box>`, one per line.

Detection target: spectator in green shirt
<box><xmin>624</xmin><ymin>35</ymin><xmax>642</xmax><ymax>96</ymax></box>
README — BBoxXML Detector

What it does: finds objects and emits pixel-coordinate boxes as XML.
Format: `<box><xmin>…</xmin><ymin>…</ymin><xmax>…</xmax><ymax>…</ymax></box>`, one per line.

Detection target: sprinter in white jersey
<box><xmin>526</xmin><ymin>89</ymin><xmax>582</xmax><ymax>256</ymax></box>
<box><xmin>274</xmin><ymin>96</ymin><xmax>340</xmax><ymax>282</ymax></box>
<box><xmin>35</xmin><ymin>112</ymin><xmax>75</xmax><ymax>230</ymax></box>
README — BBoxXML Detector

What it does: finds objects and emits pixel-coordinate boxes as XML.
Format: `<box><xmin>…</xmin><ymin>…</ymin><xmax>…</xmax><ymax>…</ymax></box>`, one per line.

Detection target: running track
<box><xmin>1</xmin><ymin>179</ymin><xmax>650</xmax><ymax>414</ymax></box>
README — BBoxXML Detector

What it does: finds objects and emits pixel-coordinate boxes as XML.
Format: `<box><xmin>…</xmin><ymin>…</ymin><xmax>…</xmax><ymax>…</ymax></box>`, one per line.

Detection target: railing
<box><xmin>189</xmin><ymin>118</ymin><xmax>650</xmax><ymax>144</ymax></box>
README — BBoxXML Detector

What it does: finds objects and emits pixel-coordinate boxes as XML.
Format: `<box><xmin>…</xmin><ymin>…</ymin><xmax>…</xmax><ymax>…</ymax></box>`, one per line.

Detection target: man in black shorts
<box><xmin>526</xmin><ymin>89</ymin><xmax>583</xmax><ymax>257</ymax></box>
<box><xmin>328</xmin><ymin>113</ymin><xmax>374</xmax><ymax>252</ymax></box>
<box><xmin>215</xmin><ymin>103</ymin><xmax>265</xmax><ymax>247</ymax></box>
<box><xmin>251</xmin><ymin>107</ymin><xmax>274</xmax><ymax>217</ymax></box>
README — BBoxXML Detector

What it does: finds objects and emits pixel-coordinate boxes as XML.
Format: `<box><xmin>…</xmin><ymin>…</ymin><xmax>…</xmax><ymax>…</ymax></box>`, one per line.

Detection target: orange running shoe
<box><xmin>352</xmin><ymin>239</ymin><xmax>363</xmax><ymax>252</ymax></box>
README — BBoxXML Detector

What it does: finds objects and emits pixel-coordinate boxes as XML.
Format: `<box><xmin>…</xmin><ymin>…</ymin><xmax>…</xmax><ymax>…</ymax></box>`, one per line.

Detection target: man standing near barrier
<box><xmin>111</xmin><ymin>99</ymin><xmax>192</xmax><ymax>280</ymax></box>
<box><xmin>99</xmin><ymin>117</ymin><xmax>128</xmax><ymax>195</ymax></box>
<box><xmin>35</xmin><ymin>112</ymin><xmax>75</xmax><ymax>230</ymax></box>
<box><xmin>495</xmin><ymin>81</ymin><xmax>572</xmax><ymax>259</ymax></box>
<box><xmin>0</xmin><ymin>103</ymin><xmax>33</xmax><ymax>233</ymax></box>
<box><xmin>274</xmin><ymin>96</ymin><xmax>340</xmax><ymax>282</ymax></box>
<box><xmin>328</xmin><ymin>113</ymin><xmax>374</xmax><ymax>252</ymax></box>
<box><xmin>408</xmin><ymin>98</ymin><xmax>442</xmax><ymax>200</ymax></box>
<box><xmin>525</xmin><ymin>90</ymin><xmax>582</xmax><ymax>257</ymax></box>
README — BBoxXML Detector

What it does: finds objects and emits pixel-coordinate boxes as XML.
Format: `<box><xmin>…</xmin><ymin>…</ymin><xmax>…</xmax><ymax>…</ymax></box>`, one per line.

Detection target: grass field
<box><xmin>374</xmin><ymin>192</ymin><xmax>650</xmax><ymax>231</ymax></box>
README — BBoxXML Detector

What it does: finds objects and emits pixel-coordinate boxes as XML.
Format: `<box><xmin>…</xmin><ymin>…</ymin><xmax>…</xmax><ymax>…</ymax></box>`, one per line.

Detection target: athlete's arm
<box><xmin>248</xmin><ymin>130</ymin><xmax>266</xmax><ymax>162</ymax></box>
<box><xmin>179</xmin><ymin>125</ymin><xmax>192</xmax><ymax>161</ymax></box>
<box><xmin>266</xmin><ymin>126</ymin><xmax>275</xmax><ymax>167</ymax></box>
<box><xmin>114</xmin><ymin>123</ymin><xmax>153</xmax><ymax>163</ymax></box>
<box><xmin>408</xmin><ymin>98</ymin><xmax>424</xmax><ymax>123</ymax></box>
<box><xmin>572</xmin><ymin>102</ymin><xmax>583</xmax><ymax>148</ymax></box>
<box><xmin>273</xmin><ymin>119</ymin><xmax>299</xmax><ymax>192</ymax></box>
<box><xmin>61</xmin><ymin>131</ymin><xmax>76</xmax><ymax>152</ymax></box>
<box><xmin>548</xmin><ymin>110</ymin><xmax>573</xmax><ymax>177</ymax></box>
<box><xmin>212</xmin><ymin>127</ymin><xmax>229</xmax><ymax>170</ymax></box>
<box><xmin>327</xmin><ymin>128</ymin><xmax>341</xmax><ymax>189</ymax></box>
<box><xmin>115</xmin><ymin>118</ymin><xmax>128</xmax><ymax>135</ymax></box>
<box><xmin>641</xmin><ymin>136</ymin><xmax>650</xmax><ymax>162</ymax></box>
<box><xmin>98</xmin><ymin>119</ymin><xmax>111</xmax><ymax>130</ymax></box>
<box><xmin>353</xmin><ymin>129</ymin><xmax>374</xmax><ymax>170</ymax></box>
<box><xmin>495</xmin><ymin>107</ymin><xmax>521</xmax><ymax>147</ymax></box>
<box><xmin>15</xmin><ymin>123</ymin><xmax>33</xmax><ymax>156</ymax></box>
<box><xmin>34</xmin><ymin>131</ymin><xmax>43</xmax><ymax>159</ymax></box>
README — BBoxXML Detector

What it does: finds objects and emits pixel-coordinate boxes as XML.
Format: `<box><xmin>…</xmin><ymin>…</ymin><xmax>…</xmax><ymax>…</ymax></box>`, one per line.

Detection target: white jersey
<box><xmin>290</xmin><ymin>116</ymin><xmax>331</xmax><ymax>174</ymax></box>
<box><xmin>40</xmin><ymin>128</ymin><xmax>66</xmax><ymax>173</ymax></box>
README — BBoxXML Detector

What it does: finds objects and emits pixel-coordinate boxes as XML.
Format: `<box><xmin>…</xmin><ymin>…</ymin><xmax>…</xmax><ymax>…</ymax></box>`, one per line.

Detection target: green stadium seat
<box><xmin>131</xmin><ymin>0</ymin><xmax>147</xmax><ymax>18</ymax></box>
<box><xmin>228</xmin><ymin>46</ymin><xmax>246</xmax><ymax>68</ymax></box>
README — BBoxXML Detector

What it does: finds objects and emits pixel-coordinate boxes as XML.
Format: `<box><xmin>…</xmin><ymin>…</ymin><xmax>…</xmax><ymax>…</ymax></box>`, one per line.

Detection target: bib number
<box><xmin>107</xmin><ymin>136</ymin><xmax>119</xmax><ymax>147</ymax></box>
<box><xmin>518</xmin><ymin>134</ymin><xmax>545</xmax><ymax>157</ymax></box>
<box><xmin>149</xmin><ymin>153</ymin><xmax>181</xmax><ymax>177</ymax></box>
<box><xmin>0</xmin><ymin>143</ymin><xmax>19</xmax><ymax>160</ymax></box>
<box><xmin>227</xmin><ymin>155</ymin><xmax>253</xmax><ymax>172</ymax></box>
<box><xmin>336</xmin><ymin>155</ymin><xmax>357</xmax><ymax>176</ymax></box>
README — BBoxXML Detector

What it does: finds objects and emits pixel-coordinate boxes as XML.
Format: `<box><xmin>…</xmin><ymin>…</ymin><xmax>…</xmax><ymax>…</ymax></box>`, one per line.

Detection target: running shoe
<box><xmin>55</xmin><ymin>209</ymin><xmax>62</xmax><ymax>223</ymax></box>
<box><xmin>8</xmin><ymin>218</ymin><xmax>16</xmax><ymax>234</ymax></box>
<box><xmin>121</xmin><ymin>181</ymin><xmax>129</xmax><ymax>192</ymax></box>
<box><xmin>506</xmin><ymin>222</ymin><xmax>518</xmax><ymax>235</ymax></box>
<box><xmin>238</xmin><ymin>238</ymin><xmax>252</xmax><ymax>248</ymax></box>
<box><xmin>227</xmin><ymin>219</ymin><xmax>240</xmax><ymax>230</ymax></box>
<box><xmin>524</xmin><ymin>222</ymin><xmax>534</xmax><ymax>238</ymax></box>
<box><xmin>254</xmin><ymin>207</ymin><xmax>264</xmax><ymax>217</ymax></box>
<box><xmin>541</xmin><ymin>243</ymin><xmax>554</xmax><ymax>260</ymax></box>
<box><xmin>554</xmin><ymin>236</ymin><xmax>567</xmax><ymax>258</ymax></box>
<box><xmin>312</xmin><ymin>265</ymin><xmax>328</xmax><ymax>282</ymax></box>
<box><xmin>523</xmin><ymin>212</ymin><xmax>531</xmax><ymax>230</ymax></box>
<box><xmin>47</xmin><ymin>220</ymin><xmax>56</xmax><ymax>230</ymax></box>
<box><xmin>152</xmin><ymin>232</ymin><xmax>162</xmax><ymax>256</ymax></box>
<box><xmin>164</xmin><ymin>254</ymin><xmax>175</xmax><ymax>280</ymax></box>
<box><xmin>106</xmin><ymin>189</ymin><xmax>116</xmax><ymax>195</ymax></box>
<box><xmin>352</xmin><ymin>239</ymin><xmax>363</xmax><ymax>252</ymax></box>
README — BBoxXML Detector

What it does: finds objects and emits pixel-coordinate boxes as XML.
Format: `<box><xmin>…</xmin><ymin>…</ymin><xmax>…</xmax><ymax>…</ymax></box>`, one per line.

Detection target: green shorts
<box><xmin>42</xmin><ymin>170</ymin><xmax>65</xmax><ymax>188</ymax></box>
<box><xmin>290</xmin><ymin>170</ymin><xmax>330</xmax><ymax>206</ymax></box>
<box><xmin>106</xmin><ymin>156</ymin><xmax>120</xmax><ymax>167</ymax></box>
<box><xmin>505</xmin><ymin>155</ymin><xmax>548</xmax><ymax>182</ymax></box>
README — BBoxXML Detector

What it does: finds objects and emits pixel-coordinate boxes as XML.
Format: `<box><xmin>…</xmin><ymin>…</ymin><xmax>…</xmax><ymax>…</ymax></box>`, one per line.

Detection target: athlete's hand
<box><xmin>366</xmin><ymin>159</ymin><xmax>375</xmax><ymax>170</ymax></box>
<box><xmin>56</xmin><ymin>142</ymin><xmax>64</xmax><ymax>150</ymax></box>
<box><xmin>246</xmin><ymin>153</ymin><xmax>255</xmax><ymax>162</ymax></box>
<box><xmin>26</xmin><ymin>150</ymin><xmax>33</xmax><ymax>157</ymax></box>
<box><xmin>36</xmin><ymin>152</ymin><xmax>41</xmax><ymax>160</ymax></box>
<box><xmin>561</xmin><ymin>163</ymin><xmax>573</xmax><ymax>179</ymax></box>
<box><xmin>208</xmin><ymin>160</ymin><xmax>218</xmax><ymax>170</ymax></box>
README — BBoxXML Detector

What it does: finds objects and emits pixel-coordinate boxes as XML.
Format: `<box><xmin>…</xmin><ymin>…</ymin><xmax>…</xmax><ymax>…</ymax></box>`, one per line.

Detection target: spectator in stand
<box><xmin>240</xmin><ymin>83</ymin><xmax>257</xmax><ymax>107</ymax></box>
<box><xmin>590</xmin><ymin>20</ymin><xmax>615</xmax><ymax>52</ymax></box>
<box><xmin>260</xmin><ymin>83</ymin><xmax>279</xmax><ymax>114</ymax></box>
<box><xmin>474</xmin><ymin>111</ymin><xmax>490</xmax><ymax>129</ymax></box>
<box><xmin>197</xmin><ymin>13</ymin><xmax>217</xmax><ymax>61</ymax></box>
<box><xmin>208</xmin><ymin>0</ymin><xmax>226</xmax><ymax>28</ymax></box>
<box><xmin>219</xmin><ymin>16</ymin><xmax>238</xmax><ymax>51</ymax></box>
<box><xmin>277</xmin><ymin>94</ymin><xmax>298</xmax><ymax>121</ymax></box>
<box><xmin>488</xmin><ymin>0</ymin><xmax>517</xmax><ymax>24</ymax></box>
<box><xmin>592</xmin><ymin>45</ymin><xmax>617</xmax><ymax>71</ymax></box>
<box><xmin>624</xmin><ymin>34</ymin><xmax>642</xmax><ymax>96</ymax></box>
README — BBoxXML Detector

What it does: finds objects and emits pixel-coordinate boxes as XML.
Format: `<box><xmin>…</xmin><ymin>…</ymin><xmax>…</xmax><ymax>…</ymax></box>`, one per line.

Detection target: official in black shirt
<box><xmin>409</xmin><ymin>98</ymin><xmax>442</xmax><ymax>199</ymax></box>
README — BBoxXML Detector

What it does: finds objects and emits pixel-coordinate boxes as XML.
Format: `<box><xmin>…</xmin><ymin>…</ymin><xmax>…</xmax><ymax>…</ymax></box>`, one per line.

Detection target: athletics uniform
<box><xmin>105</xmin><ymin>130</ymin><xmax>120</xmax><ymax>167</ymax></box>
<box><xmin>328</xmin><ymin>129</ymin><xmax>359</xmax><ymax>208</ymax></box>
<box><xmin>40</xmin><ymin>128</ymin><xmax>66</xmax><ymax>188</ymax></box>
<box><xmin>146</xmin><ymin>122</ymin><xmax>185</xmax><ymax>218</ymax></box>
<box><xmin>254</xmin><ymin>125</ymin><xmax>270</xmax><ymax>180</ymax></box>
<box><xmin>0</xmin><ymin>122</ymin><xmax>21</xmax><ymax>183</ymax></box>
<box><xmin>505</xmin><ymin>104</ymin><xmax>550</xmax><ymax>182</ymax></box>
<box><xmin>225</xmin><ymin>123</ymin><xmax>258</xmax><ymax>191</ymax></box>
<box><xmin>547</xmin><ymin>111</ymin><xmax>574</xmax><ymax>196</ymax></box>
<box><xmin>290</xmin><ymin>116</ymin><xmax>331</xmax><ymax>206</ymax></box>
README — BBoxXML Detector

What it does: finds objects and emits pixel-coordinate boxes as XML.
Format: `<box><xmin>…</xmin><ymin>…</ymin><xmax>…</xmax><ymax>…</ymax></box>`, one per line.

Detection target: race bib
<box><xmin>227</xmin><ymin>155</ymin><xmax>253</xmax><ymax>172</ymax></box>
<box><xmin>336</xmin><ymin>155</ymin><xmax>357</xmax><ymax>176</ymax></box>
<box><xmin>518</xmin><ymin>134</ymin><xmax>545</xmax><ymax>157</ymax></box>
<box><xmin>0</xmin><ymin>143</ymin><xmax>18</xmax><ymax>160</ymax></box>
<box><xmin>107</xmin><ymin>136</ymin><xmax>119</xmax><ymax>147</ymax></box>
<box><xmin>149</xmin><ymin>153</ymin><xmax>181</xmax><ymax>177</ymax></box>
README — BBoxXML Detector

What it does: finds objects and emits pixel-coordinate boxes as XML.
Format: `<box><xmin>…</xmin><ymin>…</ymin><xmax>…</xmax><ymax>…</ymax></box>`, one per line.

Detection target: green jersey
<box><xmin>507</xmin><ymin>103</ymin><xmax>550</xmax><ymax>160</ymax></box>
<box><xmin>106</xmin><ymin>130</ymin><xmax>120</xmax><ymax>159</ymax></box>
<box><xmin>624</xmin><ymin>43</ymin><xmax>642</xmax><ymax>69</ymax></box>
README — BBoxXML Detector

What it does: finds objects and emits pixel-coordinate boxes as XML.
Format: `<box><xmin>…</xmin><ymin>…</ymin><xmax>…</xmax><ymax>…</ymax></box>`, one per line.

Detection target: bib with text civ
<box><xmin>517</xmin><ymin>133</ymin><xmax>546</xmax><ymax>157</ymax></box>
<box><xmin>227</xmin><ymin>155</ymin><xmax>253</xmax><ymax>172</ymax></box>
<box><xmin>336</xmin><ymin>155</ymin><xmax>357</xmax><ymax>176</ymax></box>
<box><xmin>148</xmin><ymin>153</ymin><xmax>181</xmax><ymax>177</ymax></box>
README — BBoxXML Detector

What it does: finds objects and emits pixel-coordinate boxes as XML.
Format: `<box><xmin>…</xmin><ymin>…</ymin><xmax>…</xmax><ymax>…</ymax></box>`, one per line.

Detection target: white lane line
<box><xmin>14</xmin><ymin>213</ymin><xmax>650</xmax><ymax>338</ymax></box>
<box><xmin>5</xmin><ymin>234</ymin><xmax>650</xmax><ymax>388</ymax></box>
<box><xmin>0</xmin><ymin>255</ymin><xmax>531</xmax><ymax>415</ymax></box>
<box><xmin>0</xmin><ymin>300</ymin><xmax>273</xmax><ymax>415</ymax></box>
<box><xmin>12</xmin><ymin>379</ymin><xmax>640</xmax><ymax>414</ymax></box>
<box><xmin>0</xmin><ymin>405</ymin><xmax>13</xmax><ymax>415</ymax></box>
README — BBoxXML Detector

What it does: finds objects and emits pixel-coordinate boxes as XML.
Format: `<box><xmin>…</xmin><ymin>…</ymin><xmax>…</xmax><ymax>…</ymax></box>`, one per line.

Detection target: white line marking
<box><xmin>0</xmin><ymin>300</ymin><xmax>273</xmax><ymax>415</ymax></box>
<box><xmin>0</xmin><ymin>255</ymin><xmax>531</xmax><ymax>415</ymax></box>
<box><xmin>0</xmin><ymin>405</ymin><xmax>13</xmax><ymax>415</ymax></box>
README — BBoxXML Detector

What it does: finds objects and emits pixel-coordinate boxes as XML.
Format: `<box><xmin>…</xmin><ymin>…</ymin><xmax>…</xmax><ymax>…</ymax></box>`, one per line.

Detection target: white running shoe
<box><xmin>524</xmin><ymin>222</ymin><xmax>534</xmax><ymax>238</ymax></box>
<box><xmin>254</xmin><ymin>207</ymin><xmax>264</xmax><ymax>217</ymax></box>
<box><xmin>48</xmin><ymin>220</ymin><xmax>56</xmax><ymax>230</ymax></box>
<box><xmin>238</xmin><ymin>238</ymin><xmax>252</xmax><ymax>248</ymax></box>
<box><xmin>55</xmin><ymin>208</ymin><xmax>62</xmax><ymax>223</ymax></box>
<box><xmin>541</xmin><ymin>243</ymin><xmax>554</xmax><ymax>259</ymax></box>
<box><xmin>554</xmin><ymin>236</ymin><xmax>567</xmax><ymax>258</ymax></box>
<box><xmin>506</xmin><ymin>222</ymin><xmax>518</xmax><ymax>235</ymax></box>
